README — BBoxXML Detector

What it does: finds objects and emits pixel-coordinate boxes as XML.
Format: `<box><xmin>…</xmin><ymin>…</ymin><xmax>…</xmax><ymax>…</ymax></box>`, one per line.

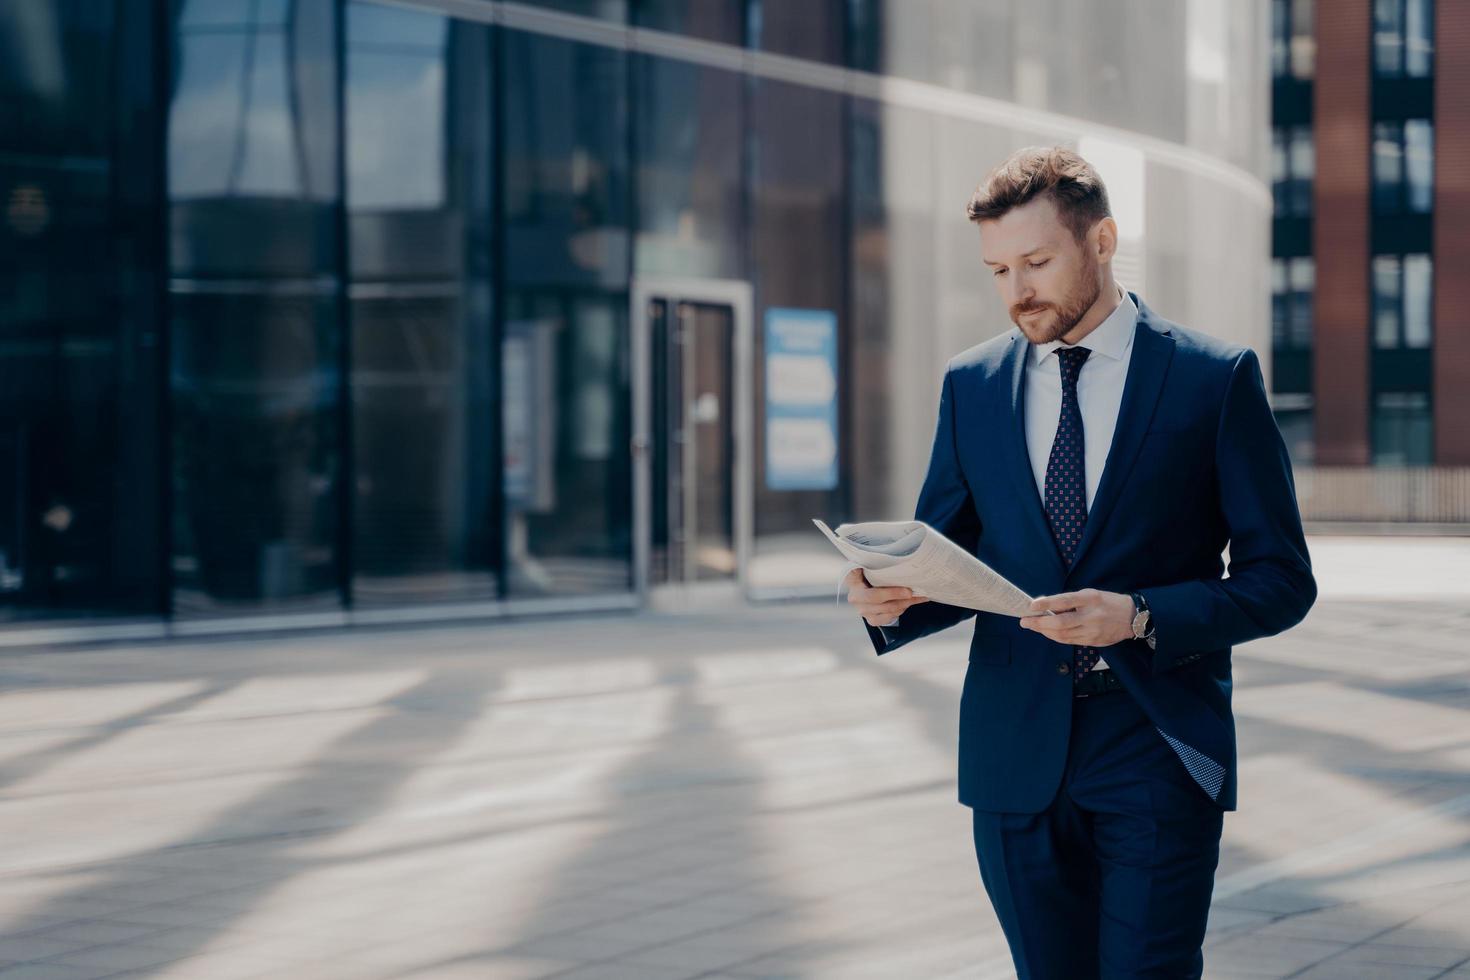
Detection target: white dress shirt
<box><xmin>864</xmin><ymin>282</ymin><xmax>1138</xmax><ymax>670</ymax></box>
<box><xmin>1025</xmin><ymin>283</ymin><xmax>1136</xmax><ymax>513</ymax></box>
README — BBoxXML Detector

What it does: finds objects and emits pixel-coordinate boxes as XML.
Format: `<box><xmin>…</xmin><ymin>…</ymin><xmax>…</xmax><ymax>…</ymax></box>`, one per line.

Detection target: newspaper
<box><xmin>814</xmin><ymin>518</ymin><xmax>1036</xmax><ymax>618</ymax></box>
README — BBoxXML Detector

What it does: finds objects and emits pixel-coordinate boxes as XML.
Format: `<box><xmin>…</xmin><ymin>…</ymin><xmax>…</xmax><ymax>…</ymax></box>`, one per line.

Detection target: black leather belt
<box><xmin>1073</xmin><ymin>668</ymin><xmax>1125</xmax><ymax>698</ymax></box>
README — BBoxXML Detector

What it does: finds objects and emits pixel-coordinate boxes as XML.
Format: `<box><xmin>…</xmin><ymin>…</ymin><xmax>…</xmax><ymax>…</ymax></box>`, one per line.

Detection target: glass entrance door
<box><xmin>631</xmin><ymin>280</ymin><xmax>752</xmax><ymax>602</ymax></box>
<box><xmin>647</xmin><ymin>298</ymin><xmax>735</xmax><ymax>584</ymax></box>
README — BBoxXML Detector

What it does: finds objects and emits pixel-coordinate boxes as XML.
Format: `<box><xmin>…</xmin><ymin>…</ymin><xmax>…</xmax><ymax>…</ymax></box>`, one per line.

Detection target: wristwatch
<box><xmin>1129</xmin><ymin>591</ymin><xmax>1157</xmax><ymax>650</ymax></box>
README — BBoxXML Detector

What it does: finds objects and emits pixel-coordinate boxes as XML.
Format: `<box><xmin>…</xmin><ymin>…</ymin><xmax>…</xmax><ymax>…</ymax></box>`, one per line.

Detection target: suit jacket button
<box><xmin>1056</xmin><ymin>662</ymin><xmax>1070</xmax><ymax>675</ymax></box>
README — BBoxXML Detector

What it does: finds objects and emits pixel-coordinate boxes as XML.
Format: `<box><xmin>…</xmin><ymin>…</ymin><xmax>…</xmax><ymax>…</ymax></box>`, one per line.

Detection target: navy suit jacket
<box><xmin>864</xmin><ymin>292</ymin><xmax>1316</xmax><ymax>813</ymax></box>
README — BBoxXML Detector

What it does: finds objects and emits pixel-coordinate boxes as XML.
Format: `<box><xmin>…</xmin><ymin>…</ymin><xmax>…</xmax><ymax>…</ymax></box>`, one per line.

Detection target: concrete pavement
<box><xmin>0</xmin><ymin>535</ymin><xmax>1466</xmax><ymax>978</ymax></box>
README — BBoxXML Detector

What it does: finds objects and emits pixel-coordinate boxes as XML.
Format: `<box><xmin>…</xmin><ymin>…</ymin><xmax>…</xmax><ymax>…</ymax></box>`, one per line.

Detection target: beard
<box><xmin>1011</xmin><ymin>274</ymin><xmax>1103</xmax><ymax>345</ymax></box>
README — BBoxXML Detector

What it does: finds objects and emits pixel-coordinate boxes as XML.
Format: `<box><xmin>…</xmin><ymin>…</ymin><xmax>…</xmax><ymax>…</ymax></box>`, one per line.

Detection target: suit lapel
<box><xmin>1066</xmin><ymin>301</ymin><xmax>1176</xmax><ymax>576</ymax></box>
<box><xmin>1001</xmin><ymin>333</ymin><xmax>1068</xmax><ymax>584</ymax></box>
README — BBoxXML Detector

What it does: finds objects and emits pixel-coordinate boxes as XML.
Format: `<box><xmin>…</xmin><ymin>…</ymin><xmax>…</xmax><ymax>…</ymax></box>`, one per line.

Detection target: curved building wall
<box><xmin>841</xmin><ymin>0</ymin><xmax>1276</xmax><ymax>571</ymax></box>
<box><xmin>0</xmin><ymin>0</ymin><xmax>1271</xmax><ymax>635</ymax></box>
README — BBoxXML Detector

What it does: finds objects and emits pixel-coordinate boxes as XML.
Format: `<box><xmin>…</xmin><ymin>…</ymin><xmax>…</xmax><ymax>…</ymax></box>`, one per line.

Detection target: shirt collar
<box><xmin>1030</xmin><ymin>282</ymin><xmax>1137</xmax><ymax>366</ymax></box>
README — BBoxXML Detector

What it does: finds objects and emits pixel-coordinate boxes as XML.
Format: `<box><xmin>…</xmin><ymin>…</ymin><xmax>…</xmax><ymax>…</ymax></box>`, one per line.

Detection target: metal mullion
<box><xmin>490</xmin><ymin>22</ymin><xmax>509</xmax><ymax>601</ymax></box>
<box><xmin>680</xmin><ymin>302</ymin><xmax>698</xmax><ymax>584</ymax></box>
<box><xmin>334</xmin><ymin>0</ymin><xmax>355</xmax><ymax>611</ymax></box>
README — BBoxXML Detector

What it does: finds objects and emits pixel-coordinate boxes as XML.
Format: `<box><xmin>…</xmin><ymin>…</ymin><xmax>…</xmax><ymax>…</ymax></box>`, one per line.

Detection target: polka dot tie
<box><xmin>1043</xmin><ymin>346</ymin><xmax>1100</xmax><ymax>682</ymax></box>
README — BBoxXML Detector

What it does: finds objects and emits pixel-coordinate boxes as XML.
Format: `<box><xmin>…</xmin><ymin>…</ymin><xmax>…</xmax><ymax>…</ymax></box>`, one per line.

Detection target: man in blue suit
<box><xmin>844</xmin><ymin>146</ymin><xmax>1316</xmax><ymax>978</ymax></box>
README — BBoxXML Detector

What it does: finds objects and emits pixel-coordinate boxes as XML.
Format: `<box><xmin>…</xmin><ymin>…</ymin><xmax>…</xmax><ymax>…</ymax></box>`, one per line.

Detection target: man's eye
<box><xmin>993</xmin><ymin>269</ymin><xmax>1006</xmax><ymax>277</ymax></box>
<box><xmin>1028</xmin><ymin>260</ymin><xmax>1049</xmax><ymax>269</ymax></box>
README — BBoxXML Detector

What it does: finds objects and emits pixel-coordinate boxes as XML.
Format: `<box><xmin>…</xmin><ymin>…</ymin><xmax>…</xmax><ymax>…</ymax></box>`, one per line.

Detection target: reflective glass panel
<box><xmin>168</xmin><ymin>0</ymin><xmax>344</xmax><ymax>614</ymax></box>
<box><xmin>346</xmin><ymin>4</ymin><xmax>500</xmax><ymax>605</ymax></box>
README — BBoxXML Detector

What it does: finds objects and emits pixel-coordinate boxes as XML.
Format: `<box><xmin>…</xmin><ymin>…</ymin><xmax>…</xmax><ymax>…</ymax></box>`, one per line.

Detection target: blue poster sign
<box><xmin>764</xmin><ymin>307</ymin><xmax>839</xmax><ymax>491</ymax></box>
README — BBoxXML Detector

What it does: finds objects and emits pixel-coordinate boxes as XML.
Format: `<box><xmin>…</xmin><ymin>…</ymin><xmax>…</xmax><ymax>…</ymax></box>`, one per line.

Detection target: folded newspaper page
<box><xmin>814</xmin><ymin>518</ymin><xmax>1035</xmax><ymax>618</ymax></box>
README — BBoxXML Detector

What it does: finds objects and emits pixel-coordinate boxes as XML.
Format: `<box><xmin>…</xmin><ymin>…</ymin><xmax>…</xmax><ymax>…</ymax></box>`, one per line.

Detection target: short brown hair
<box><xmin>965</xmin><ymin>146</ymin><xmax>1111</xmax><ymax>244</ymax></box>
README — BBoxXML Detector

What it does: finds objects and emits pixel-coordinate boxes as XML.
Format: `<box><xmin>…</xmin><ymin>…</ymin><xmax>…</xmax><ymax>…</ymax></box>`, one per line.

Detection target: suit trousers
<box><xmin>970</xmin><ymin>684</ymin><xmax>1225</xmax><ymax>979</ymax></box>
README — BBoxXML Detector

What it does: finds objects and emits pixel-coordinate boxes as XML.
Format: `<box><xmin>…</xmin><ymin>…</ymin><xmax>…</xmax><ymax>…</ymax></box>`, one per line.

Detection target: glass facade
<box><xmin>1372</xmin><ymin>254</ymin><xmax>1434</xmax><ymax>350</ymax></box>
<box><xmin>2</xmin><ymin>0</ymin><xmax>1272</xmax><ymax>631</ymax></box>
<box><xmin>633</xmin><ymin>54</ymin><xmax>745</xmax><ymax>282</ymax></box>
<box><xmin>345</xmin><ymin>6</ymin><xmax>501</xmax><ymax>606</ymax></box>
<box><xmin>0</xmin><ymin>1</ymin><xmax>165</xmax><ymax>623</ymax></box>
<box><xmin>1268</xmin><ymin>0</ymin><xmax>1315</xmax><ymax>466</ymax></box>
<box><xmin>501</xmin><ymin>29</ymin><xmax>633</xmax><ymax>598</ymax></box>
<box><xmin>1272</xmin><ymin>0</ymin><xmax>1445</xmax><ymax>473</ymax></box>
<box><xmin>1272</xmin><ymin>257</ymin><xmax>1315</xmax><ymax>351</ymax></box>
<box><xmin>168</xmin><ymin>0</ymin><xmax>344</xmax><ymax>616</ymax></box>
<box><xmin>1371</xmin><ymin>253</ymin><xmax>1434</xmax><ymax>462</ymax></box>
<box><xmin>1373</xmin><ymin>120</ymin><xmax>1434</xmax><ymax>214</ymax></box>
<box><xmin>1272</xmin><ymin>0</ymin><xmax>1315</xmax><ymax>79</ymax></box>
<box><xmin>1372</xmin><ymin>392</ymin><xmax>1433</xmax><ymax>465</ymax></box>
<box><xmin>1369</xmin><ymin>0</ymin><xmax>1435</xmax><ymax>467</ymax></box>
<box><xmin>1273</xmin><ymin>126</ymin><xmax>1314</xmax><ymax>217</ymax></box>
<box><xmin>1270</xmin><ymin>253</ymin><xmax>1313</xmax><ymax>455</ymax></box>
<box><xmin>747</xmin><ymin>74</ymin><xmax>849</xmax><ymax>588</ymax></box>
<box><xmin>1374</xmin><ymin>0</ymin><xmax>1435</xmax><ymax>78</ymax></box>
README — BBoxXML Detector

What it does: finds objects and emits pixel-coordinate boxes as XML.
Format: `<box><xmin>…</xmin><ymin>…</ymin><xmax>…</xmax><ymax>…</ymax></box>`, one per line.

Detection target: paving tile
<box><xmin>615</xmin><ymin>936</ymin><xmax>751</xmax><ymax>972</ymax></box>
<box><xmin>1249</xmin><ymin>905</ymin><xmax>1403</xmax><ymax>944</ymax></box>
<box><xmin>0</xmin><ymin>919</ymin><xmax>82</xmax><ymax>942</ymax></box>
<box><xmin>90</xmin><ymin>902</ymin><xmax>244</xmax><ymax>930</ymax></box>
<box><xmin>22</xmin><ymin>922</ymin><xmax>163</xmax><ymax>948</ymax></box>
<box><xmin>1214</xmin><ymin>888</ymin><xmax>1338</xmax><ymax>916</ymax></box>
<box><xmin>0</xmin><ymin>550</ymin><xmax>1466</xmax><ymax>980</ymax></box>
<box><xmin>507</xmin><ymin>930</ymin><xmax>648</xmax><ymax>963</ymax></box>
<box><xmin>464</xmin><ymin>956</ymin><xmax>582</xmax><ymax>980</ymax></box>
<box><xmin>139</xmin><ymin>949</ymin><xmax>305</xmax><ymax>980</ymax></box>
<box><xmin>373</xmin><ymin>957</ymin><xmax>578</xmax><ymax>980</ymax></box>
<box><xmin>0</xmin><ymin>964</ymin><xmax>110</xmax><ymax>980</ymax></box>
<box><xmin>1207</xmin><ymin>935</ymin><xmax>1351</xmax><ymax>974</ymax></box>
<box><xmin>1291</xmin><ymin>962</ymin><xmax>1444</xmax><ymax>980</ymax></box>
<box><xmin>84</xmin><ymin>878</ymin><xmax>220</xmax><ymax>908</ymax></box>
<box><xmin>0</xmin><ymin>936</ymin><xmax>101</xmax><ymax>964</ymax></box>
<box><xmin>546</xmin><ymin>961</ymin><xmax>700</xmax><ymax>980</ymax></box>
<box><xmin>101</xmin><ymin>923</ymin><xmax>257</xmax><ymax>956</ymax></box>
<box><xmin>45</xmin><ymin>941</ymin><xmax>186</xmax><ymax>972</ymax></box>
<box><xmin>1355</xmin><ymin>942</ymin><xmax>1470</xmax><ymax>968</ymax></box>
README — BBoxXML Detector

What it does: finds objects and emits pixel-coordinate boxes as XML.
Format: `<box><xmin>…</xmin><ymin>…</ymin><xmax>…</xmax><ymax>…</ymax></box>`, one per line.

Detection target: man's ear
<box><xmin>1092</xmin><ymin>217</ymin><xmax>1118</xmax><ymax>264</ymax></box>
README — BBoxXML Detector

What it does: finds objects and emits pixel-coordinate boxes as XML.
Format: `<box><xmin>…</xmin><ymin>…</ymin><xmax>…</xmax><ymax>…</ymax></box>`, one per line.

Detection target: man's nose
<box><xmin>1007</xmin><ymin>278</ymin><xmax>1034</xmax><ymax>308</ymax></box>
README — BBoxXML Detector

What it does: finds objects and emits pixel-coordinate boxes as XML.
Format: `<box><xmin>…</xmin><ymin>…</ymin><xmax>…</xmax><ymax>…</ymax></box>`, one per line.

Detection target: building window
<box><xmin>1272</xmin><ymin>126</ymin><xmax>1313</xmax><ymax>217</ymax></box>
<box><xmin>1271</xmin><ymin>260</ymin><xmax>1287</xmax><ymax>348</ymax></box>
<box><xmin>1372</xmin><ymin>392</ymin><xmax>1433</xmax><ymax>465</ymax></box>
<box><xmin>1403</xmin><ymin>253</ymin><xmax>1433</xmax><ymax>347</ymax></box>
<box><xmin>1372</xmin><ymin>253</ymin><xmax>1433</xmax><ymax>349</ymax></box>
<box><xmin>1271</xmin><ymin>395</ymin><xmax>1316</xmax><ymax>467</ymax></box>
<box><xmin>1272</xmin><ymin>0</ymin><xmax>1315</xmax><ymax>79</ymax></box>
<box><xmin>1270</xmin><ymin>126</ymin><xmax>1317</xmax><ymax>215</ymax></box>
<box><xmin>1404</xmin><ymin>120</ymin><xmax>1434</xmax><ymax>213</ymax></box>
<box><xmin>1375</xmin><ymin>0</ymin><xmax>1434</xmax><ymax>78</ymax></box>
<box><xmin>1272</xmin><ymin>256</ymin><xmax>1315</xmax><ymax>349</ymax></box>
<box><xmin>0</xmin><ymin>0</ymin><xmax>167</xmax><ymax>619</ymax></box>
<box><xmin>1373</xmin><ymin>120</ymin><xmax>1434</xmax><ymax>214</ymax></box>
<box><xmin>168</xmin><ymin>0</ymin><xmax>345</xmax><ymax>613</ymax></box>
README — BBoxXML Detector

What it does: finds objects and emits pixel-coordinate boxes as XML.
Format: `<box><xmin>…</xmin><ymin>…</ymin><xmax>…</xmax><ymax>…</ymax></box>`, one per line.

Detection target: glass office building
<box><xmin>1</xmin><ymin>0</ymin><xmax>1270</xmax><ymax>641</ymax></box>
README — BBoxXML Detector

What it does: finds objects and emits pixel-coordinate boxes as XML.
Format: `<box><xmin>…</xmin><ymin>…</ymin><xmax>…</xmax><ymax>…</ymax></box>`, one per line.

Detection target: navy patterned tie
<box><xmin>1043</xmin><ymin>346</ymin><xmax>1099</xmax><ymax>681</ymax></box>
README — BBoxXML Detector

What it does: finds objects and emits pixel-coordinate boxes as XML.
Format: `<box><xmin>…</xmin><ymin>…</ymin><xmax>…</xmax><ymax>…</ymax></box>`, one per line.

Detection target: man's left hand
<box><xmin>1019</xmin><ymin>589</ymin><xmax>1135</xmax><ymax>647</ymax></box>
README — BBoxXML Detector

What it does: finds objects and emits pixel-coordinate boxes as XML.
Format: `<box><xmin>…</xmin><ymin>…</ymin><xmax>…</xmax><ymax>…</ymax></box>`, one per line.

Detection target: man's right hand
<box><xmin>844</xmin><ymin>567</ymin><xmax>930</xmax><ymax>627</ymax></box>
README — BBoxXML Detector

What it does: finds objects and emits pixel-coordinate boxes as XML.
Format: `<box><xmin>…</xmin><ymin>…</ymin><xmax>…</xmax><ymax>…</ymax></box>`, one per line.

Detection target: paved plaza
<box><xmin>0</xmin><ymin>535</ymin><xmax>1466</xmax><ymax>979</ymax></box>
